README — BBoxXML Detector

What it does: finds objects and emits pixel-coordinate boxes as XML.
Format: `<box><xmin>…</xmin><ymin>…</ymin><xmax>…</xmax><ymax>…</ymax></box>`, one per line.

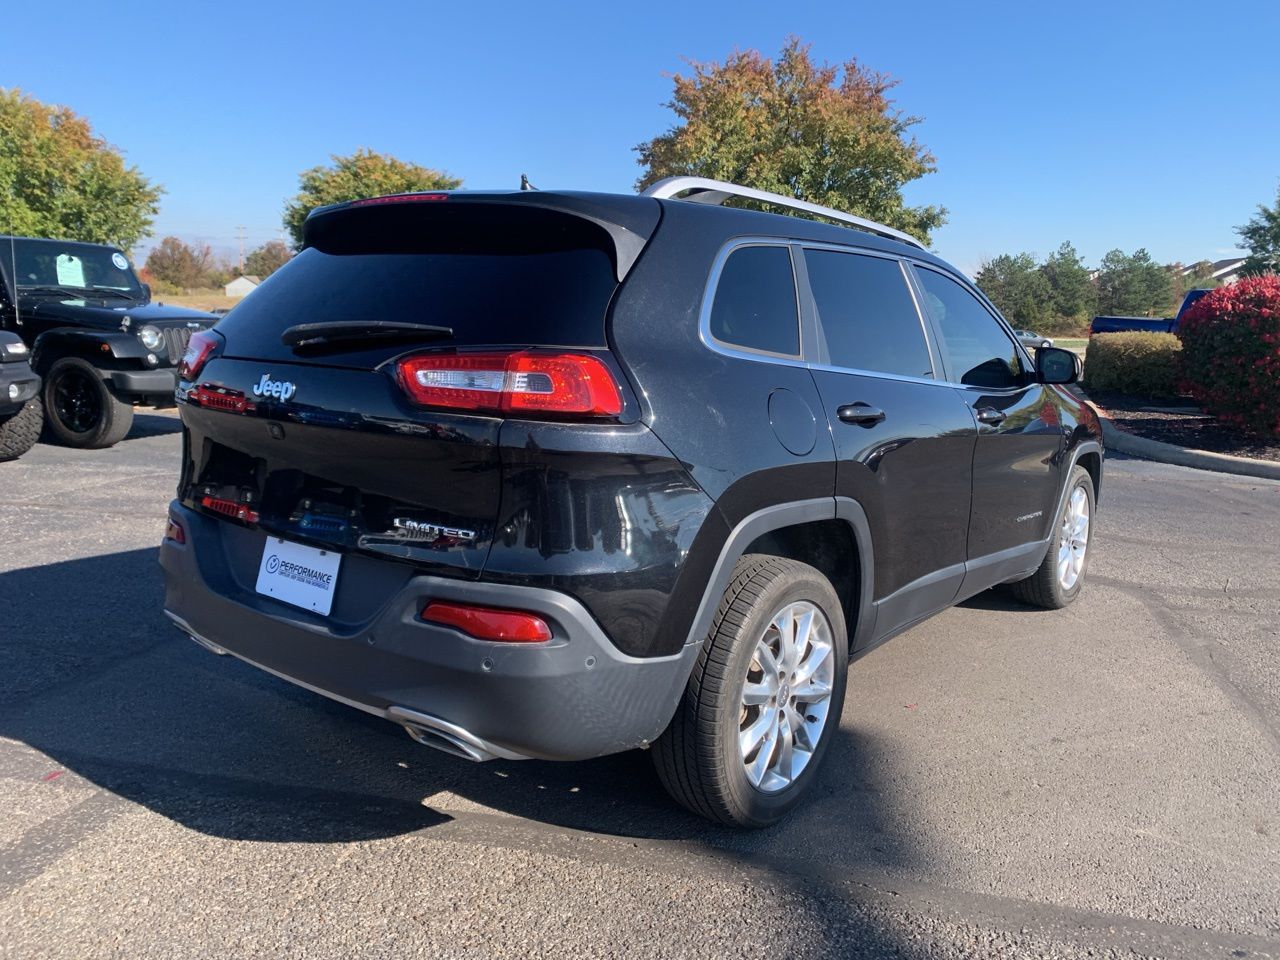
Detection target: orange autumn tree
<box><xmin>636</xmin><ymin>38</ymin><xmax>945</xmax><ymax>245</ymax></box>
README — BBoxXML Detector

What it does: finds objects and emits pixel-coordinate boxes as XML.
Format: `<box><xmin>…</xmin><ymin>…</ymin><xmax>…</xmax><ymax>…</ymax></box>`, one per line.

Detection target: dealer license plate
<box><xmin>255</xmin><ymin>537</ymin><xmax>342</xmax><ymax>616</ymax></box>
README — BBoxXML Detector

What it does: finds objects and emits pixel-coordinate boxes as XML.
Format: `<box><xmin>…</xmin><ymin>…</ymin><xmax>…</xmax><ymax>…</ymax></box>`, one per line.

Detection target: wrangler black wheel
<box><xmin>42</xmin><ymin>356</ymin><xmax>134</xmax><ymax>449</ymax></box>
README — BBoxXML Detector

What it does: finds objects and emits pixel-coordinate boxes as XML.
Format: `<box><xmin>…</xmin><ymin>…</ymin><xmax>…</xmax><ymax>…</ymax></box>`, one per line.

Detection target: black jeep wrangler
<box><xmin>0</xmin><ymin>331</ymin><xmax>41</xmax><ymax>461</ymax></box>
<box><xmin>1</xmin><ymin>236</ymin><xmax>218</xmax><ymax>448</ymax></box>
<box><xmin>160</xmin><ymin>180</ymin><xmax>1102</xmax><ymax>827</ymax></box>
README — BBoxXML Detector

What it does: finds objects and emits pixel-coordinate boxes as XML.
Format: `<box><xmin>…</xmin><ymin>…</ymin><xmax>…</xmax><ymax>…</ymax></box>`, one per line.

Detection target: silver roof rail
<box><xmin>641</xmin><ymin>176</ymin><xmax>926</xmax><ymax>250</ymax></box>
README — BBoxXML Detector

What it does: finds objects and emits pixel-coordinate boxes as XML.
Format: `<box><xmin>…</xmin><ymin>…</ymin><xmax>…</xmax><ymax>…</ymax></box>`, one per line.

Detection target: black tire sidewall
<box><xmin>42</xmin><ymin>357</ymin><xmax>131</xmax><ymax>448</ymax></box>
<box><xmin>714</xmin><ymin>566</ymin><xmax>848</xmax><ymax>827</ymax></box>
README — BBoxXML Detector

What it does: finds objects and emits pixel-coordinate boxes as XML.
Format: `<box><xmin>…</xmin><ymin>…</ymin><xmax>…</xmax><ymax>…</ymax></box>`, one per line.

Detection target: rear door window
<box><xmin>708</xmin><ymin>245</ymin><xmax>800</xmax><ymax>357</ymax></box>
<box><xmin>913</xmin><ymin>267</ymin><xmax>1027</xmax><ymax>389</ymax></box>
<box><xmin>804</xmin><ymin>249</ymin><xmax>933</xmax><ymax>378</ymax></box>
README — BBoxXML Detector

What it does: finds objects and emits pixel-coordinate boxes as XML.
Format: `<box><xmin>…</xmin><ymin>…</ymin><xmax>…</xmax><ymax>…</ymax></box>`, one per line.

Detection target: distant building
<box><xmin>1181</xmin><ymin>257</ymin><xmax>1248</xmax><ymax>285</ymax></box>
<box><xmin>225</xmin><ymin>275</ymin><xmax>261</xmax><ymax>298</ymax></box>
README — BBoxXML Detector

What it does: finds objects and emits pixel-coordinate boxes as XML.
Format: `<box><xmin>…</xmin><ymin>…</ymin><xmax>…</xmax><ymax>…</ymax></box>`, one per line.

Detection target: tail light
<box><xmin>397</xmin><ymin>351</ymin><xmax>622</xmax><ymax>417</ymax></box>
<box><xmin>179</xmin><ymin>330</ymin><xmax>221</xmax><ymax>381</ymax></box>
<box><xmin>200</xmin><ymin>495</ymin><xmax>259</xmax><ymax>524</ymax></box>
<box><xmin>422</xmin><ymin>601</ymin><xmax>552</xmax><ymax>643</ymax></box>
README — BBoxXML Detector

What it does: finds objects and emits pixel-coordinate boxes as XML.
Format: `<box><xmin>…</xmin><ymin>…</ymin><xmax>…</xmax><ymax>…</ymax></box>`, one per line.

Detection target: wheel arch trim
<box><xmin>682</xmin><ymin>497</ymin><xmax>876</xmax><ymax>653</ymax></box>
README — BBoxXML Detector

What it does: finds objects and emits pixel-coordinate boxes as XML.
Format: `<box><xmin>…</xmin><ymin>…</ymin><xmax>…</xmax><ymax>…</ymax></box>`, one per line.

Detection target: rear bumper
<box><xmin>109</xmin><ymin>368</ymin><xmax>178</xmax><ymax>397</ymax></box>
<box><xmin>159</xmin><ymin>503</ymin><xmax>698</xmax><ymax>762</ymax></box>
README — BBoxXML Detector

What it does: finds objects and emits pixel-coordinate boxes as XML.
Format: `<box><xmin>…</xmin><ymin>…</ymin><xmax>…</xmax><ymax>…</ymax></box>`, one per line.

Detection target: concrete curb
<box><xmin>1083</xmin><ymin>401</ymin><xmax>1280</xmax><ymax>481</ymax></box>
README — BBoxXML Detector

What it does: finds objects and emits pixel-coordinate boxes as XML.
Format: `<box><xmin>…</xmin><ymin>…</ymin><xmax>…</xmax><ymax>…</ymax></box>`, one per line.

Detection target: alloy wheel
<box><xmin>738</xmin><ymin>600</ymin><xmax>836</xmax><ymax>793</ymax></box>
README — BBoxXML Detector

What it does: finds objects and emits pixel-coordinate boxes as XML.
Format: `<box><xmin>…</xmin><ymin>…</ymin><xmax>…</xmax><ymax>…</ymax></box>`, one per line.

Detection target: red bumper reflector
<box><xmin>200</xmin><ymin>495</ymin><xmax>260</xmax><ymax>524</ymax></box>
<box><xmin>164</xmin><ymin>517</ymin><xmax>186</xmax><ymax>544</ymax></box>
<box><xmin>421</xmin><ymin>601</ymin><xmax>552</xmax><ymax>643</ymax></box>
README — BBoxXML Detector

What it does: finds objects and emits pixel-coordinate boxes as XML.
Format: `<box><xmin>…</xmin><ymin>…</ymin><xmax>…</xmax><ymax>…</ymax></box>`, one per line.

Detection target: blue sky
<box><xmin>3</xmin><ymin>0</ymin><xmax>1277</xmax><ymax>274</ymax></box>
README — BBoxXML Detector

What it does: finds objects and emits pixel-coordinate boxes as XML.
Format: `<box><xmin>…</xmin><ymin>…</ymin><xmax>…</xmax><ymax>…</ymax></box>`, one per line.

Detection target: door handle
<box><xmin>975</xmin><ymin>406</ymin><xmax>1007</xmax><ymax>425</ymax></box>
<box><xmin>837</xmin><ymin>403</ymin><xmax>887</xmax><ymax>426</ymax></box>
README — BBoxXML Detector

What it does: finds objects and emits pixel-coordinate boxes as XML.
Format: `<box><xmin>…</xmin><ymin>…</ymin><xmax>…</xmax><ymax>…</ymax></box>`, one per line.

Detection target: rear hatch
<box><xmin>177</xmin><ymin>193</ymin><xmax>660</xmax><ymax>579</ymax></box>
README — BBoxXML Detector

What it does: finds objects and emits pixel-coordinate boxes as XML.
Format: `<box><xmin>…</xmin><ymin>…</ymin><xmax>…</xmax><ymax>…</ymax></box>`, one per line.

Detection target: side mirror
<box><xmin>1036</xmin><ymin>346</ymin><xmax>1080</xmax><ymax>385</ymax></box>
<box><xmin>140</xmin><ymin>283</ymin><xmax>152</xmax><ymax>301</ymax></box>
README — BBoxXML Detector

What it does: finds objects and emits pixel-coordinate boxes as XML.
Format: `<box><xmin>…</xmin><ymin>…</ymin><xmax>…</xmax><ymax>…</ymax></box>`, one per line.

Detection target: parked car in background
<box><xmin>1014</xmin><ymin>329</ymin><xmax>1053</xmax><ymax>350</ymax></box>
<box><xmin>1089</xmin><ymin>288</ymin><xmax>1209</xmax><ymax>337</ymax></box>
<box><xmin>0</xmin><ymin>236</ymin><xmax>219</xmax><ymax>449</ymax></box>
<box><xmin>160</xmin><ymin>178</ymin><xmax>1103</xmax><ymax>828</ymax></box>
<box><xmin>0</xmin><ymin>331</ymin><xmax>41</xmax><ymax>461</ymax></box>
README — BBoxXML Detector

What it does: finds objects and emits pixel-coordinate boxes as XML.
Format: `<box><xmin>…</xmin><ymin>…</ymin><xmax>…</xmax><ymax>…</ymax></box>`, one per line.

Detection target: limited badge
<box><xmin>111</xmin><ymin>252</ymin><xmax>129</xmax><ymax>270</ymax></box>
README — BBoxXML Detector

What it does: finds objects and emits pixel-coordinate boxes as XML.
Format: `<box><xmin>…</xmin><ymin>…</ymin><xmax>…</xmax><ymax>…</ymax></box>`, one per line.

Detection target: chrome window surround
<box><xmin>702</xmin><ymin>241</ymin><xmax>805</xmax><ymax>361</ymax></box>
<box><xmin>698</xmin><ymin>236</ymin><xmax>1039</xmax><ymax>395</ymax></box>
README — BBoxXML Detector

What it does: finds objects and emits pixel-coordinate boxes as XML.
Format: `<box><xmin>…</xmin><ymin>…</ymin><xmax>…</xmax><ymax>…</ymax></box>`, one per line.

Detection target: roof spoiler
<box><xmin>303</xmin><ymin>191</ymin><xmax>662</xmax><ymax>283</ymax></box>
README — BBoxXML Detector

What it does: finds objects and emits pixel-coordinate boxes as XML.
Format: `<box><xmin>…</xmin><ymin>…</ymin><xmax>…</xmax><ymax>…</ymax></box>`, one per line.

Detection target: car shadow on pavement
<box><xmin>1</xmin><ymin>547</ymin><xmax>921</xmax><ymax>915</ymax></box>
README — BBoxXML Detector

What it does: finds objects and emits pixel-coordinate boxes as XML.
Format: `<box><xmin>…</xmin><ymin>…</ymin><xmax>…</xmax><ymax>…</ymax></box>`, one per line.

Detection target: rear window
<box><xmin>215</xmin><ymin>204</ymin><xmax>619</xmax><ymax>362</ymax></box>
<box><xmin>708</xmin><ymin>245</ymin><xmax>800</xmax><ymax>357</ymax></box>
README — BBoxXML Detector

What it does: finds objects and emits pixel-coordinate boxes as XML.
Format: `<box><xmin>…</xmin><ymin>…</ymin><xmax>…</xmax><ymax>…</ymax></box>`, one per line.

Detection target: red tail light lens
<box><xmin>179</xmin><ymin>331</ymin><xmax>220</xmax><ymax>381</ymax></box>
<box><xmin>397</xmin><ymin>351</ymin><xmax>622</xmax><ymax>417</ymax></box>
<box><xmin>200</xmin><ymin>495</ymin><xmax>260</xmax><ymax>524</ymax></box>
<box><xmin>421</xmin><ymin>601</ymin><xmax>553</xmax><ymax>643</ymax></box>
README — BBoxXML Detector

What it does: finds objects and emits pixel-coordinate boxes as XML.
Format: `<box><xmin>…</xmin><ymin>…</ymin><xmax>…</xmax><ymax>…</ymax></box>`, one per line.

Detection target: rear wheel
<box><xmin>1008</xmin><ymin>464</ymin><xmax>1095</xmax><ymax>609</ymax></box>
<box><xmin>42</xmin><ymin>357</ymin><xmax>134</xmax><ymax>449</ymax></box>
<box><xmin>652</xmin><ymin>555</ymin><xmax>848</xmax><ymax>828</ymax></box>
<box><xmin>0</xmin><ymin>397</ymin><xmax>42</xmax><ymax>461</ymax></box>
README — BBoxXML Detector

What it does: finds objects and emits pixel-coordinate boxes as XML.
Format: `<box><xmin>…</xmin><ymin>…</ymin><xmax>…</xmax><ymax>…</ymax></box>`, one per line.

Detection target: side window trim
<box><xmin>699</xmin><ymin>239</ymin><xmax>804</xmax><ymax>361</ymax></box>
<box><xmin>907</xmin><ymin>261</ymin><xmax>1033</xmax><ymax>391</ymax></box>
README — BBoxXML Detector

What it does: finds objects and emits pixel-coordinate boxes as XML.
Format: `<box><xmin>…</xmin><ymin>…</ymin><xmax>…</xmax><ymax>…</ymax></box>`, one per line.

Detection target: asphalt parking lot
<box><xmin>2</xmin><ymin>412</ymin><xmax>1278</xmax><ymax>959</ymax></box>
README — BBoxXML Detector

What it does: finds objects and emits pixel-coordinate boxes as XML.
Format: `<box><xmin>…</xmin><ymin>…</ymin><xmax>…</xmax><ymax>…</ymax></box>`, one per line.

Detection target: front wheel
<box><xmin>1008</xmin><ymin>464</ymin><xmax>1095</xmax><ymax>609</ymax></box>
<box><xmin>652</xmin><ymin>555</ymin><xmax>848</xmax><ymax>828</ymax></box>
<box><xmin>42</xmin><ymin>357</ymin><xmax>134</xmax><ymax>449</ymax></box>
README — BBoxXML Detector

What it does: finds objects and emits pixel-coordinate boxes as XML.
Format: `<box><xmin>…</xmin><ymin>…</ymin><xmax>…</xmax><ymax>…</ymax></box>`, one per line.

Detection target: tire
<box><xmin>42</xmin><ymin>357</ymin><xmax>134</xmax><ymax>449</ymax></box>
<box><xmin>652</xmin><ymin>554</ymin><xmax>849</xmax><ymax>828</ymax></box>
<box><xmin>0</xmin><ymin>397</ymin><xmax>42</xmax><ymax>461</ymax></box>
<box><xmin>1008</xmin><ymin>464</ymin><xmax>1095</xmax><ymax>609</ymax></box>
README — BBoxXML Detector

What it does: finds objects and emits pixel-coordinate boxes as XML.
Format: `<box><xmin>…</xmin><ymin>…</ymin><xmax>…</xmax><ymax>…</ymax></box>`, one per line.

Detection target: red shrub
<box><xmin>1177</xmin><ymin>275</ymin><xmax>1280</xmax><ymax>437</ymax></box>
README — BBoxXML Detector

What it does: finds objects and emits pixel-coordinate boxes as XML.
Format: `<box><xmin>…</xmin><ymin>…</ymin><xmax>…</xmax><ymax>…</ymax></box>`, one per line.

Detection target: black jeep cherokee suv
<box><xmin>1</xmin><ymin>236</ymin><xmax>218</xmax><ymax>448</ymax></box>
<box><xmin>160</xmin><ymin>179</ymin><xmax>1102</xmax><ymax>827</ymax></box>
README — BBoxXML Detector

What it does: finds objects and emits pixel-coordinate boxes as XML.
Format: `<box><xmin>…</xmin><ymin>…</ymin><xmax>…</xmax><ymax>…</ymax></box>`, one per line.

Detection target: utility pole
<box><xmin>236</xmin><ymin>225</ymin><xmax>247</xmax><ymax>273</ymax></box>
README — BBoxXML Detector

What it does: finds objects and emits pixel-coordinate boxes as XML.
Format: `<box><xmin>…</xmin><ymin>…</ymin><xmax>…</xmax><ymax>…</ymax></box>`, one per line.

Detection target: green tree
<box><xmin>144</xmin><ymin>236</ymin><xmax>215</xmax><ymax>290</ymax></box>
<box><xmin>0</xmin><ymin>88</ymin><xmax>162</xmax><ymax>249</ymax></box>
<box><xmin>635</xmin><ymin>38</ymin><xmax>946</xmax><ymax>244</ymax></box>
<box><xmin>1096</xmin><ymin>248</ymin><xmax>1173</xmax><ymax>316</ymax></box>
<box><xmin>1038</xmin><ymin>242</ymin><xmax>1095</xmax><ymax>319</ymax></box>
<box><xmin>283</xmin><ymin>149</ymin><xmax>461</xmax><ymax>247</ymax></box>
<box><xmin>974</xmin><ymin>253</ymin><xmax>1050</xmax><ymax>326</ymax></box>
<box><xmin>243</xmin><ymin>240</ymin><xmax>292</xmax><ymax>278</ymax></box>
<box><xmin>1237</xmin><ymin>186</ymin><xmax>1280</xmax><ymax>276</ymax></box>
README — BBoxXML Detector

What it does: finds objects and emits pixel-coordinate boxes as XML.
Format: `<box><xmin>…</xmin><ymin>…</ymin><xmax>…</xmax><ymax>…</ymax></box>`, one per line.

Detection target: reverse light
<box><xmin>421</xmin><ymin>601</ymin><xmax>553</xmax><ymax>643</ymax></box>
<box><xmin>179</xmin><ymin>331</ymin><xmax>220</xmax><ymax>381</ymax></box>
<box><xmin>397</xmin><ymin>351</ymin><xmax>623</xmax><ymax>417</ymax></box>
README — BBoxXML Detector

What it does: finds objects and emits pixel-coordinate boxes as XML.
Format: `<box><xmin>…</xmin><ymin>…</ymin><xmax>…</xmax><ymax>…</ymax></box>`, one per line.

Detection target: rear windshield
<box><xmin>215</xmin><ymin>204</ymin><xmax>619</xmax><ymax>361</ymax></box>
